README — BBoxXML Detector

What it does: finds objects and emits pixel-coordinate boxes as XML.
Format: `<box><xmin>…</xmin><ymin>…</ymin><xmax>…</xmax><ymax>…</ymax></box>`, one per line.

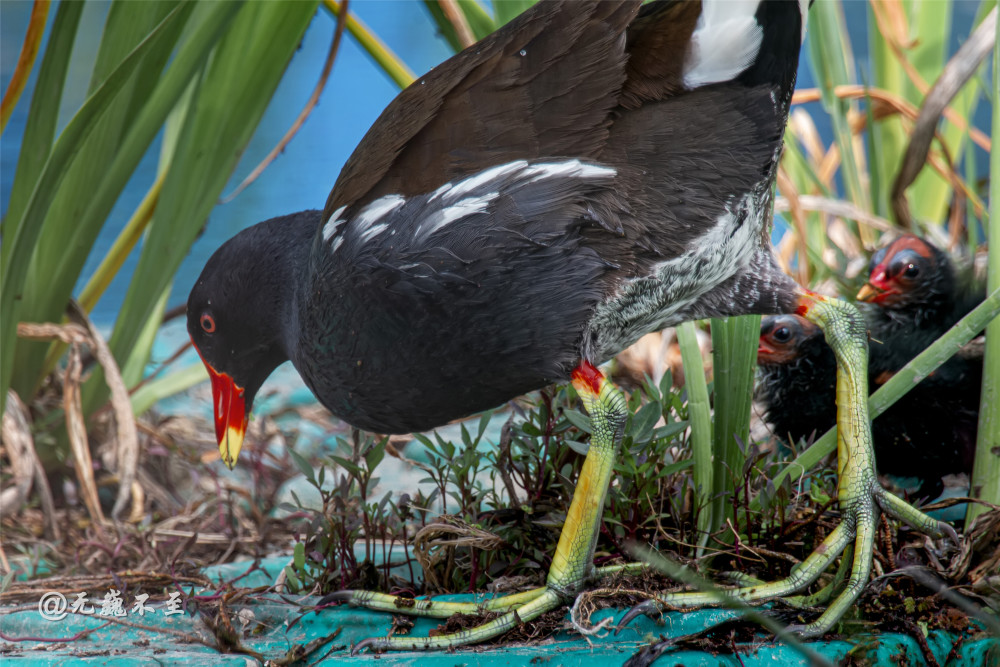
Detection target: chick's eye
<box><xmin>772</xmin><ymin>326</ymin><xmax>791</xmax><ymax>343</ymax></box>
<box><xmin>200</xmin><ymin>313</ymin><xmax>216</xmax><ymax>334</ymax></box>
<box><xmin>903</xmin><ymin>263</ymin><xmax>920</xmax><ymax>278</ymax></box>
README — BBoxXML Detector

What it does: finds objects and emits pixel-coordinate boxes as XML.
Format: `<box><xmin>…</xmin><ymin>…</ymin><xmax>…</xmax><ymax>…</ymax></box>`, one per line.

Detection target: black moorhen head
<box><xmin>190</xmin><ymin>0</ymin><xmax>956</xmax><ymax>651</ymax></box>
<box><xmin>189</xmin><ymin>211</ymin><xmax>318</xmax><ymax>449</ymax></box>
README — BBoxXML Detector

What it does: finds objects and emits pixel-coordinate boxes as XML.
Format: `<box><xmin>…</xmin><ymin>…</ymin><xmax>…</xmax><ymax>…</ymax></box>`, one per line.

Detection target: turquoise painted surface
<box><xmin>1</xmin><ymin>558</ymin><xmax>995</xmax><ymax>666</ymax></box>
<box><xmin>1</xmin><ymin>595</ymin><xmax>994</xmax><ymax>666</ymax></box>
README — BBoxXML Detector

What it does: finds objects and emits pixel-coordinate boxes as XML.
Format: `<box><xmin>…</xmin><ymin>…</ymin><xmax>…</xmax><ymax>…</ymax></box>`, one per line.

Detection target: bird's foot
<box><xmin>322</xmin><ymin>361</ymin><xmax>629</xmax><ymax>653</ymax></box>
<box><xmin>324</xmin><ymin>562</ymin><xmax>647</xmax><ymax>653</ymax></box>
<box><xmin>621</xmin><ymin>293</ymin><xmax>960</xmax><ymax>637</ymax></box>
<box><xmin>323</xmin><ymin>586</ymin><xmax>563</xmax><ymax>653</ymax></box>
<box><xmin>618</xmin><ymin>480</ymin><xmax>958</xmax><ymax>636</ymax></box>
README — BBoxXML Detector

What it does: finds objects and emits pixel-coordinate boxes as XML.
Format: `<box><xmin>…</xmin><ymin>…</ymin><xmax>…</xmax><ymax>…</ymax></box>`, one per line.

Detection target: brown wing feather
<box><xmin>325</xmin><ymin>0</ymin><xmax>639</xmax><ymax>213</ymax></box>
<box><xmin>620</xmin><ymin>0</ymin><xmax>702</xmax><ymax>108</ymax></box>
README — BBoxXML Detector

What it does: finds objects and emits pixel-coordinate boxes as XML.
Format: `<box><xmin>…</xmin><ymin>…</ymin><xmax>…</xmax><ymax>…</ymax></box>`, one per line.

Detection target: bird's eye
<box><xmin>903</xmin><ymin>263</ymin><xmax>920</xmax><ymax>278</ymax></box>
<box><xmin>200</xmin><ymin>312</ymin><xmax>216</xmax><ymax>334</ymax></box>
<box><xmin>772</xmin><ymin>326</ymin><xmax>791</xmax><ymax>343</ymax></box>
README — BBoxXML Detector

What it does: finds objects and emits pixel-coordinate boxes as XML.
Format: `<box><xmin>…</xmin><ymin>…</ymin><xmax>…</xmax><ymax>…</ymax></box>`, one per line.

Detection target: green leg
<box><xmin>690</xmin><ymin>541</ymin><xmax>853</xmax><ymax>609</ymax></box>
<box><xmin>326</xmin><ymin>586</ymin><xmax>550</xmax><ymax>618</ymax></box>
<box><xmin>789</xmin><ymin>294</ymin><xmax>957</xmax><ymax>636</ymax></box>
<box><xmin>331</xmin><ymin>361</ymin><xmax>628</xmax><ymax>653</ymax></box>
<box><xmin>633</xmin><ymin>518</ymin><xmax>852</xmax><ymax>612</ymax></box>
<box><xmin>783</xmin><ymin>542</ymin><xmax>853</xmax><ymax>609</ymax></box>
<box><xmin>625</xmin><ymin>294</ymin><xmax>957</xmax><ymax>637</ymax></box>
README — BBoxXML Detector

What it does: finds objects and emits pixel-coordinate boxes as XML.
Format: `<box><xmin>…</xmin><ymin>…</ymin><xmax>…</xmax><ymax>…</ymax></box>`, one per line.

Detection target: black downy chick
<box><xmin>757</xmin><ymin>313</ymin><xmax>979</xmax><ymax>499</ymax></box>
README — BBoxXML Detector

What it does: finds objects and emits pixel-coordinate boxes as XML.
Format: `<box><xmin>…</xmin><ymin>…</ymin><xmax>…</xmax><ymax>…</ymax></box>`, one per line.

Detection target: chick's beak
<box><xmin>856</xmin><ymin>283</ymin><xmax>880</xmax><ymax>302</ymax></box>
<box><xmin>857</xmin><ymin>268</ymin><xmax>888</xmax><ymax>303</ymax></box>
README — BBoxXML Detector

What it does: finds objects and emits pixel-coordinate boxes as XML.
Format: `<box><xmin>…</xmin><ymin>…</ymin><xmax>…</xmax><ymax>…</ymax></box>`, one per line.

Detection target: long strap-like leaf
<box><xmin>0</xmin><ymin>3</ymin><xmax>195</xmax><ymax>417</ymax></box>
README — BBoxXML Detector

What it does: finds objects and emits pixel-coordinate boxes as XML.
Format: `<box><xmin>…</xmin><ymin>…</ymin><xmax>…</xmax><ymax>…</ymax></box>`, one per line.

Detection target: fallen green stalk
<box><xmin>968</xmin><ymin>19</ymin><xmax>1000</xmax><ymax>524</ymax></box>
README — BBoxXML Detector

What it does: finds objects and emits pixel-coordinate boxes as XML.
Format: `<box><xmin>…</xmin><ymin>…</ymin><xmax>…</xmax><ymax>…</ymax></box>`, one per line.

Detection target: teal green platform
<box><xmin>0</xmin><ymin>558</ymin><xmax>995</xmax><ymax>666</ymax></box>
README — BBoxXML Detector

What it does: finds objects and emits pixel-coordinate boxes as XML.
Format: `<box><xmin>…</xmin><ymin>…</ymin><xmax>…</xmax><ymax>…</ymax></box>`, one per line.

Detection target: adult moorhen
<box><xmin>188</xmin><ymin>0</ymin><xmax>955</xmax><ymax>651</ymax></box>
<box><xmin>756</xmin><ymin>314</ymin><xmax>979</xmax><ymax>498</ymax></box>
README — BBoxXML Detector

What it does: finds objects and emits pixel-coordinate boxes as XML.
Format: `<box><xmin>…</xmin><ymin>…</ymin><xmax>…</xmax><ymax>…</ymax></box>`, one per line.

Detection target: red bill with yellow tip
<box><xmin>856</xmin><ymin>270</ymin><xmax>893</xmax><ymax>303</ymax></box>
<box><xmin>193</xmin><ymin>346</ymin><xmax>247</xmax><ymax>469</ymax></box>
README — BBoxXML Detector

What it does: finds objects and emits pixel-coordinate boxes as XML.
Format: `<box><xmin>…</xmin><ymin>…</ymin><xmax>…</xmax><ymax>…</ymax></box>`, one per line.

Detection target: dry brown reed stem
<box><xmin>0</xmin><ymin>0</ymin><xmax>49</xmax><ymax>133</ymax></box>
<box><xmin>792</xmin><ymin>86</ymin><xmax>991</xmax><ymax>153</ymax></box>
<box><xmin>222</xmin><ymin>0</ymin><xmax>350</xmax><ymax>203</ymax></box>
<box><xmin>869</xmin><ymin>0</ymin><xmax>926</xmax><ymax>93</ymax></box>
<box><xmin>64</xmin><ymin>341</ymin><xmax>106</xmax><ymax>531</ymax></box>
<box><xmin>15</xmin><ymin>321</ymin><xmax>106</xmax><ymax>533</ymax></box>
<box><xmin>791</xmin><ymin>86</ymin><xmax>983</xmax><ymax>232</ymax></box>
<box><xmin>1</xmin><ymin>390</ymin><xmax>35</xmax><ymax>516</ymax></box>
<box><xmin>66</xmin><ymin>301</ymin><xmax>138</xmax><ymax>520</ymax></box>
<box><xmin>0</xmin><ymin>391</ymin><xmax>60</xmax><ymax>539</ymax></box>
<box><xmin>16</xmin><ymin>303</ymin><xmax>141</xmax><ymax>527</ymax></box>
<box><xmin>790</xmin><ymin>108</ymin><xmax>826</xmax><ymax>165</ymax></box>
<box><xmin>439</xmin><ymin>0</ymin><xmax>476</xmax><ymax>49</ymax></box>
<box><xmin>892</xmin><ymin>7</ymin><xmax>997</xmax><ymax>228</ymax></box>
<box><xmin>773</xmin><ymin>196</ymin><xmax>896</xmax><ymax>234</ymax></box>
<box><xmin>775</xmin><ymin>167</ymin><xmax>810</xmax><ymax>285</ymax></box>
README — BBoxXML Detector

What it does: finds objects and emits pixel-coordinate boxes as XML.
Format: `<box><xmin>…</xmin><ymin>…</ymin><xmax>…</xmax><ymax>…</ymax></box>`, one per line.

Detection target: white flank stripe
<box><xmin>322</xmin><ymin>205</ymin><xmax>347</xmax><ymax>243</ymax></box>
<box><xmin>415</xmin><ymin>159</ymin><xmax>614</xmax><ymax>242</ymax></box>
<box><xmin>358</xmin><ymin>222</ymin><xmax>388</xmax><ymax>243</ymax></box>
<box><xmin>429</xmin><ymin>159</ymin><xmax>614</xmax><ymax>205</ymax></box>
<box><xmin>355</xmin><ymin>194</ymin><xmax>405</xmax><ymax>231</ymax></box>
<box><xmin>445</xmin><ymin>161</ymin><xmax>527</xmax><ymax>199</ymax></box>
<box><xmin>418</xmin><ymin>195</ymin><xmax>493</xmax><ymax>239</ymax></box>
<box><xmin>522</xmin><ymin>159</ymin><xmax>616</xmax><ymax>183</ymax></box>
<box><xmin>330</xmin><ymin>236</ymin><xmax>344</xmax><ymax>253</ymax></box>
<box><xmin>683</xmin><ymin>0</ymin><xmax>763</xmax><ymax>88</ymax></box>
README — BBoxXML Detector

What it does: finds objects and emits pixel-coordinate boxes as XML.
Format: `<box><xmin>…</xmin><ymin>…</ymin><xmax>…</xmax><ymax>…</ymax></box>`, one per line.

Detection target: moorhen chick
<box><xmin>858</xmin><ymin>233</ymin><xmax>984</xmax><ymax>385</ymax></box>
<box><xmin>757</xmin><ymin>314</ymin><xmax>837</xmax><ymax>444</ymax></box>
<box><xmin>188</xmin><ymin>0</ymin><xmax>955</xmax><ymax>651</ymax></box>
<box><xmin>756</xmin><ymin>314</ymin><xmax>979</xmax><ymax>498</ymax></box>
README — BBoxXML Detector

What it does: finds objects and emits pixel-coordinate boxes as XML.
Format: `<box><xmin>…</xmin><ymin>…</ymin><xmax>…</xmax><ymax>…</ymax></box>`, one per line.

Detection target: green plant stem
<box><xmin>130</xmin><ymin>364</ymin><xmax>208</xmax><ymax>416</ymax></box>
<box><xmin>79</xmin><ymin>173</ymin><xmax>164</xmax><ymax>314</ymax></box>
<box><xmin>36</xmin><ymin>172</ymin><xmax>166</xmax><ymax>384</ymax></box>
<box><xmin>709</xmin><ymin>316</ymin><xmax>758</xmax><ymax>533</ymax></box>
<box><xmin>967</xmin><ymin>22</ymin><xmax>1000</xmax><ymax>523</ymax></box>
<box><xmin>752</xmin><ymin>288</ymin><xmax>1000</xmax><ymax>513</ymax></box>
<box><xmin>808</xmin><ymin>0</ymin><xmax>868</xmax><ymax>218</ymax></box>
<box><xmin>322</xmin><ymin>0</ymin><xmax>414</xmax><ymax>89</ymax></box>
<box><xmin>676</xmin><ymin>321</ymin><xmax>712</xmax><ymax>541</ymax></box>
